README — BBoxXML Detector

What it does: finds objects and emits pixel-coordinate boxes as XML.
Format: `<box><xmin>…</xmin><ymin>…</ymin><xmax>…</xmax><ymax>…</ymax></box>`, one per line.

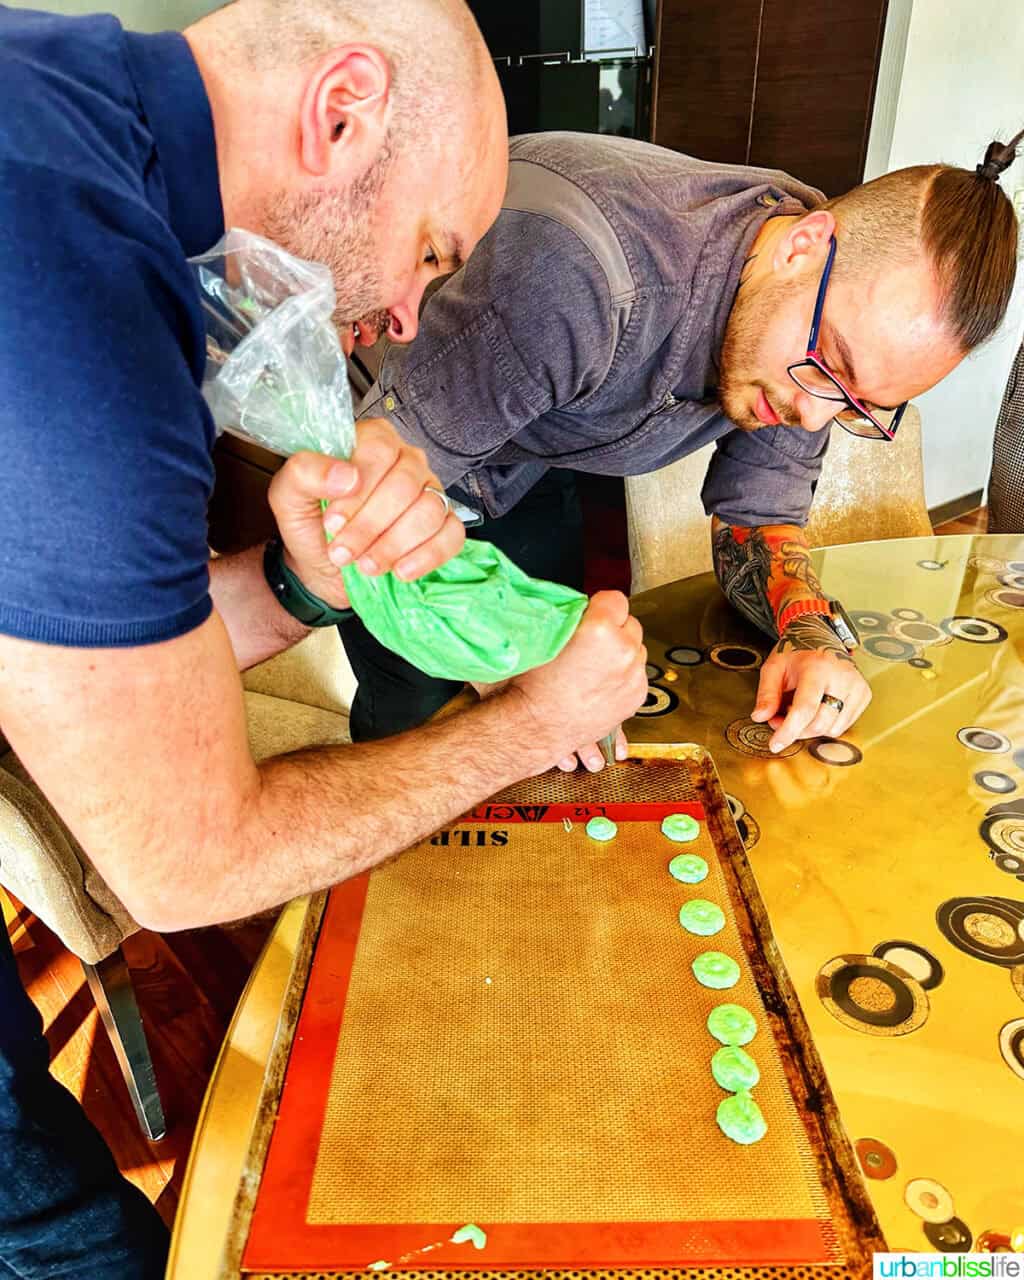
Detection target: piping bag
<box><xmin>190</xmin><ymin>231</ymin><xmax>613</xmax><ymax>712</ymax></box>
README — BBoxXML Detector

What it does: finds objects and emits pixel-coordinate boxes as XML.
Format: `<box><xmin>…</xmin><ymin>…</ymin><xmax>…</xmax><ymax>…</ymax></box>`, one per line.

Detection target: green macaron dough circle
<box><xmin>661</xmin><ymin>813</ymin><xmax>701</xmax><ymax>843</ymax></box>
<box><xmin>692</xmin><ymin>951</ymin><xmax>741</xmax><ymax>990</ymax></box>
<box><xmin>678</xmin><ymin>899</ymin><xmax>726</xmax><ymax>936</ymax></box>
<box><xmin>716</xmin><ymin>1090</ymin><xmax>767</xmax><ymax>1145</ymax></box>
<box><xmin>667</xmin><ymin>853</ymin><xmax>709</xmax><ymax>884</ymax></box>
<box><xmin>707</xmin><ymin>1002</ymin><xmax>758</xmax><ymax>1047</ymax></box>
<box><xmin>711</xmin><ymin>1045</ymin><xmax>761</xmax><ymax>1092</ymax></box>
<box><xmin>585</xmin><ymin>816</ymin><xmax>618</xmax><ymax>842</ymax></box>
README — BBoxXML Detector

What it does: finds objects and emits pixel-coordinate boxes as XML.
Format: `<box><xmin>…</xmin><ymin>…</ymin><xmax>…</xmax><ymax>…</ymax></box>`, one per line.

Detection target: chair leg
<box><xmin>82</xmin><ymin>949</ymin><xmax>167</xmax><ymax>1142</ymax></box>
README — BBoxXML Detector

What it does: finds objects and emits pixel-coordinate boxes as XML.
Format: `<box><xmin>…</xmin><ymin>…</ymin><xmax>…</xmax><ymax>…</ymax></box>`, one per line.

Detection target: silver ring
<box><xmin>820</xmin><ymin>693</ymin><xmax>845</xmax><ymax>714</ymax></box>
<box><xmin>423</xmin><ymin>484</ymin><xmax>452</xmax><ymax>517</ymax></box>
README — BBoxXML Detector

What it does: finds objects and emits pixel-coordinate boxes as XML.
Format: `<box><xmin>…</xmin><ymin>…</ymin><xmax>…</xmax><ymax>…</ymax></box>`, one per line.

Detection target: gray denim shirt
<box><xmin>360</xmin><ymin>132</ymin><xmax>830</xmax><ymax>526</ymax></box>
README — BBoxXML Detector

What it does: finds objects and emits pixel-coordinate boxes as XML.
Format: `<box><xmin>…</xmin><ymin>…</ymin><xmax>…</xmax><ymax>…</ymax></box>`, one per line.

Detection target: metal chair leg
<box><xmin>82</xmin><ymin>948</ymin><xmax>167</xmax><ymax>1141</ymax></box>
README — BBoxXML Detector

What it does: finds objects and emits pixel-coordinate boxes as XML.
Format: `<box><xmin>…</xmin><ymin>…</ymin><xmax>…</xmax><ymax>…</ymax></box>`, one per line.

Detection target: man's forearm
<box><xmin>161</xmin><ymin>688</ymin><xmax>551</xmax><ymax>930</ymax></box>
<box><xmin>710</xmin><ymin>517</ymin><xmax>849</xmax><ymax>659</ymax></box>
<box><xmin>209</xmin><ymin>544</ymin><xmax>310</xmax><ymax>669</ymax></box>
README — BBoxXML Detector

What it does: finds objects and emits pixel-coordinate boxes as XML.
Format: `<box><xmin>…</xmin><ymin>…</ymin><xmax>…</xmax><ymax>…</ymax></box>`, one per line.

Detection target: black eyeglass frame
<box><xmin>786</xmin><ymin>236</ymin><xmax>908</xmax><ymax>442</ymax></box>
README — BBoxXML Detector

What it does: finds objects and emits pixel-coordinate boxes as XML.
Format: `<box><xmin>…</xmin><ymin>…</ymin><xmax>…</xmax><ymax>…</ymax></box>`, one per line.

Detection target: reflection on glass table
<box><xmin>628</xmin><ymin>533</ymin><xmax>1024</xmax><ymax>1254</ymax></box>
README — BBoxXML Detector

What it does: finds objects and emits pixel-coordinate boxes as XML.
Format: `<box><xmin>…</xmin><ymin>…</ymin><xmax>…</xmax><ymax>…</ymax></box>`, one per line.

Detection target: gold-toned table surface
<box><xmin>169</xmin><ymin>533</ymin><xmax>1024</xmax><ymax>1277</ymax></box>
<box><xmin>629</xmin><ymin>533</ymin><xmax>1024</xmax><ymax>1254</ymax></box>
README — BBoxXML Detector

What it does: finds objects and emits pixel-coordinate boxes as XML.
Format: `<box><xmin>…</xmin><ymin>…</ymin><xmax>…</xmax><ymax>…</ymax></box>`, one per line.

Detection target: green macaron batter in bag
<box><xmin>192</xmin><ymin>230</ymin><xmax>586</xmax><ymax>681</ymax></box>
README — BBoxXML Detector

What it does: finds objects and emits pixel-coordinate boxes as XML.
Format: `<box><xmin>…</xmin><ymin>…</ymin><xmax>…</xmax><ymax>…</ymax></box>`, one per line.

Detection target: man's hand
<box><xmin>507</xmin><ymin>591</ymin><xmax>648</xmax><ymax>772</ymax></box>
<box><xmin>268</xmin><ymin>418</ymin><xmax>465</xmax><ymax>608</ymax></box>
<box><xmin>751</xmin><ymin>614</ymin><xmax>871</xmax><ymax>753</ymax></box>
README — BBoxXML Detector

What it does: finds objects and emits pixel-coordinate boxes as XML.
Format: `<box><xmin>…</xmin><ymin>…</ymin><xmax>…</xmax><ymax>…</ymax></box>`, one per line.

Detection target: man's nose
<box><xmin>385</xmin><ymin>285</ymin><xmax>425</xmax><ymax>345</ymax></box>
<box><xmin>795</xmin><ymin>390</ymin><xmax>838</xmax><ymax>433</ymax></box>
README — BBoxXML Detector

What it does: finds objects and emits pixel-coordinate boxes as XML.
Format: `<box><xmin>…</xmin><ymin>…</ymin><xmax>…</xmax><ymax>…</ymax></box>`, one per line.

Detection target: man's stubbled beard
<box><xmin>261</xmin><ymin>138</ymin><xmax>394</xmax><ymax>334</ymax></box>
<box><xmin>718</xmin><ymin>270</ymin><xmax>801</xmax><ymax>431</ymax></box>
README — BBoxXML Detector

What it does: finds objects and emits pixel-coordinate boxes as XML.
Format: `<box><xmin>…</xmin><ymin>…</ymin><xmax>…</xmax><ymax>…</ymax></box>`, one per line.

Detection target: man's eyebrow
<box><xmin>823</xmin><ymin>322</ymin><xmax>858</xmax><ymax>389</ymax></box>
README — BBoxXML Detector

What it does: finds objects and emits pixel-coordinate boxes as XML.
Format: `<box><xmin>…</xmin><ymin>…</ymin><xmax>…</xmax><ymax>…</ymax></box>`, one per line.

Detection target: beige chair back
<box><xmin>625</xmin><ymin>404</ymin><xmax>930</xmax><ymax>594</ymax></box>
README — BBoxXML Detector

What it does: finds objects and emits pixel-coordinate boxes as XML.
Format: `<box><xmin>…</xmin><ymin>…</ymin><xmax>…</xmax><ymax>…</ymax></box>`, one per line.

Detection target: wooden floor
<box><xmin>932</xmin><ymin>505</ymin><xmax>988</xmax><ymax>535</ymax></box>
<box><xmin>3</xmin><ymin>502</ymin><xmax>990</xmax><ymax>1233</ymax></box>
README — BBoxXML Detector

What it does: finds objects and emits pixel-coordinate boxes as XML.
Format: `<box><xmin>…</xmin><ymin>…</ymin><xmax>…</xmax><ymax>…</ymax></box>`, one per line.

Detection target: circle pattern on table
<box><xmin>1011</xmin><ymin>965</ymin><xmax>1024</xmax><ymax>1004</ymax></box>
<box><xmin>855</xmin><ymin>1137</ymin><xmax>897</xmax><ymax>1181</ymax></box>
<box><xmin>636</xmin><ymin>685</ymin><xmax>679</xmax><ymax>717</ymax></box>
<box><xmin>908</xmin><ymin>657</ymin><xmax>933</xmax><ymax>669</ymax></box>
<box><xmin>864</xmin><ymin>635</ymin><xmax>918</xmax><ymax>662</ymax></box>
<box><xmin>666</xmin><ymin>645</ymin><xmax>703</xmax><ymax>667</ymax></box>
<box><xmin>708</xmin><ymin>643</ymin><xmax>763</xmax><ymax>671</ymax></box>
<box><xmin>809</xmin><ymin>739</ymin><xmax>863</xmax><ymax>767</ymax></box>
<box><xmin>725</xmin><ymin>718</ymin><xmax>803</xmax><ymax>758</ymax></box>
<box><xmin>850</xmin><ymin>610</ymin><xmax>890</xmax><ymax>631</ymax></box>
<box><xmin>645</xmin><ymin>662</ymin><xmax>664</xmax><ymax>682</ymax></box>
<box><xmin>736</xmin><ymin>812</ymin><xmax>761</xmax><ymax>851</ymax></box>
<box><xmin>975</xmin><ymin>771</ymin><xmax>1017</xmax><ymax>795</ymax></box>
<box><xmin>958</xmin><ymin>726</ymin><xmax>1012</xmax><ymax>754</ymax></box>
<box><xmin>892</xmin><ymin>619</ymin><xmax>947</xmax><ymax>647</ymax></box>
<box><xmin>816</xmin><ymin>954</ymin><xmax>929</xmax><ymax>1036</ymax></box>
<box><xmin>998</xmin><ymin>572</ymin><xmax>1024</xmax><ymax>590</ymax></box>
<box><xmin>941</xmin><ymin>615</ymin><xmax>1009</xmax><ymax>644</ymax></box>
<box><xmin>892</xmin><ymin>607</ymin><xmax>925</xmax><ymax>622</ymax></box>
<box><xmin>998</xmin><ymin>1016</ymin><xmax>1024</xmax><ymax>1080</ymax></box>
<box><xmin>871</xmin><ymin>940</ymin><xmax>944</xmax><ymax>990</ymax></box>
<box><xmin>905</xmin><ymin>1177</ymin><xmax>955</xmax><ymax>1225</ymax></box>
<box><xmin>917</xmin><ymin>559</ymin><xmax>947</xmax><ymax>571</ymax></box>
<box><xmin>969</xmin><ymin>555</ymin><xmax>1007</xmax><ymax>574</ymax></box>
<box><xmin>935</xmin><ymin>897</ymin><xmax>1024</xmax><ymax>967</ymax></box>
<box><xmin>725</xmin><ymin>793</ymin><xmax>745</xmax><ymax>822</ymax></box>
<box><xmin>980</xmin><ymin>805</ymin><xmax>1024</xmax><ymax>859</ymax></box>
<box><xmin>924</xmin><ymin>1219</ymin><xmax>973</xmax><ymax>1253</ymax></box>
<box><xmin>987</xmin><ymin>587</ymin><xmax>1024</xmax><ymax>610</ymax></box>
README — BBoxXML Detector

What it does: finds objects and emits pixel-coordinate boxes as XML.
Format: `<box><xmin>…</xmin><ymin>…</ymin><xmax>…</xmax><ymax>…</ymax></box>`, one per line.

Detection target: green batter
<box><xmin>451</xmin><ymin>1224</ymin><xmax>487</xmax><ymax>1250</ymax></box>
<box><xmin>691</xmin><ymin>951</ymin><xmax>741</xmax><ymax>989</ymax></box>
<box><xmin>678</xmin><ymin>899</ymin><xmax>725</xmax><ymax>936</ymax></box>
<box><xmin>707</xmin><ymin>1002</ymin><xmax>758</xmax><ymax>1046</ymax></box>
<box><xmin>661</xmin><ymin>813</ymin><xmax>700</xmax><ymax>842</ymax></box>
<box><xmin>585</xmin><ymin>816</ymin><xmax>618</xmax><ymax>842</ymax></box>
<box><xmin>716</xmin><ymin>1090</ymin><xmax>767</xmax><ymax>1145</ymax></box>
<box><xmin>711</xmin><ymin>1045</ymin><xmax>760</xmax><ymax>1092</ymax></box>
<box><xmin>667</xmin><ymin>853</ymin><xmax>708</xmax><ymax>884</ymax></box>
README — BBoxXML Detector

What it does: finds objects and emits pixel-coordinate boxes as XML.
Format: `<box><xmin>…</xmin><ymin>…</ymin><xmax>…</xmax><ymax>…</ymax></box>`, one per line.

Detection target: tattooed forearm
<box><xmin>711</xmin><ymin>518</ymin><xmax>831</xmax><ymax>642</ymax></box>
<box><xmin>776</xmin><ymin>615</ymin><xmax>853</xmax><ymax>663</ymax></box>
<box><xmin>711</xmin><ymin>520</ymin><xmax>776</xmax><ymax>636</ymax></box>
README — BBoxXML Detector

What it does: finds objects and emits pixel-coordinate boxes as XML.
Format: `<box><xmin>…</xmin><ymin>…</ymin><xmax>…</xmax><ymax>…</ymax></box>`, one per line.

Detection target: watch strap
<box><xmin>263</xmin><ymin>538</ymin><xmax>355</xmax><ymax>627</ymax></box>
<box><xmin>777</xmin><ymin>597</ymin><xmax>859</xmax><ymax>652</ymax></box>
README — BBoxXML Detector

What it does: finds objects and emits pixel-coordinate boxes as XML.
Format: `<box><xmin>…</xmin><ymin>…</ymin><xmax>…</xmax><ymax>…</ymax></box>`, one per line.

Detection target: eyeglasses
<box><xmin>787</xmin><ymin>236</ymin><xmax>907</xmax><ymax>441</ymax></box>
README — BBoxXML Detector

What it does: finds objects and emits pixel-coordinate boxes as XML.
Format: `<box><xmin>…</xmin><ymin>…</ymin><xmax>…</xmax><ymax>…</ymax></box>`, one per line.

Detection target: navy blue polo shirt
<box><xmin>0</xmin><ymin>6</ymin><xmax>224</xmax><ymax>647</ymax></box>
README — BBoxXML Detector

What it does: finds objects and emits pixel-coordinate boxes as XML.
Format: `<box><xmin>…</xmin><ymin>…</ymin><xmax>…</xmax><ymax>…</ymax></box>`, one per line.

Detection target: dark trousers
<box><xmin>0</xmin><ymin>923</ymin><xmax>168</xmax><ymax>1278</ymax></box>
<box><xmin>340</xmin><ymin>468</ymin><xmax>585</xmax><ymax>741</ymax></box>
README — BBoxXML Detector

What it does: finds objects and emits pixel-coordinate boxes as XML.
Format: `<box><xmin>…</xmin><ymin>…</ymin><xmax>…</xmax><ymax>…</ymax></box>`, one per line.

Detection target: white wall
<box><xmin>7</xmin><ymin>0</ymin><xmax>222</xmax><ymax>30</ymax></box>
<box><xmin>866</xmin><ymin>0</ymin><xmax>1024</xmax><ymax>511</ymax></box>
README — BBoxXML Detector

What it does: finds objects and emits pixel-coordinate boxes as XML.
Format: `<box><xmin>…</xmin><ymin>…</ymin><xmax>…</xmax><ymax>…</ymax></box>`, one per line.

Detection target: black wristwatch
<box><xmin>262</xmin><ymin>538</ymin><xmax>355</xmax><ymax>627</ymax></box>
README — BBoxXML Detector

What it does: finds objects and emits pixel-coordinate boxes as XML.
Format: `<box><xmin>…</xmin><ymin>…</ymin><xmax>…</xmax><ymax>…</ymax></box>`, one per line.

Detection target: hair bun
<box><xmin>976</xmin><ymin>128</ymin><xmax>1024</xmax><ymax>181</ymax></box>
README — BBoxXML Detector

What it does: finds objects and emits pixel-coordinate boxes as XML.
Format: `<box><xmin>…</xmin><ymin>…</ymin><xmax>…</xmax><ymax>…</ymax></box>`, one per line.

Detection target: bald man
<box><xmin>0</xmin><ymin>3</ymin><xmax>648</xmax><ymax>1274</ymax></box>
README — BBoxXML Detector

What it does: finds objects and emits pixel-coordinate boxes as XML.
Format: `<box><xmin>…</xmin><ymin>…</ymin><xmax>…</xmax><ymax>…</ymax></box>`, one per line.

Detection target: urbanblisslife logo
<box><xmin>874</xmin><ymin>1256</ymin><xmax>1023</xmax><ymax>1279</ymax></box>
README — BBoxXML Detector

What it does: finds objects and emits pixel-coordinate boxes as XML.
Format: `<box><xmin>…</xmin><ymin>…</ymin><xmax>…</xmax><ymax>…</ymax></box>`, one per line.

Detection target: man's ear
<box><xmin>773</xmin><ymin>208</ymin><xmax>836</xmax><ymax>277</ymax></box>
<box><xmin>297</xmin><ymin>44</ymin><xmax>391</xmax><ymax>178</ymax></box>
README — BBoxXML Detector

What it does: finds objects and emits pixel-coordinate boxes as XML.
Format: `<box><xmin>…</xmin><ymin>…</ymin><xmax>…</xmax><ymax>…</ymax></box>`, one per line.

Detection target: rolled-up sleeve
<box><xmin>358</xmin><ymin>210</ymin><xmax>615</xmax><ymax>488</ymax></box>
<box><xmin>701</xmin><ymin>422</ymin><xmax>832</xmax><ymax>527</ymax></box>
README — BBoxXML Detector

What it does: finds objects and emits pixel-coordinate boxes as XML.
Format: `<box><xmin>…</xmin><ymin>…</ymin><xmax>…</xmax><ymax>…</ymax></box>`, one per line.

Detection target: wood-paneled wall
<box><xmin>652</xmin><ymin>0</ymin><xmax>889</xmax><ymax>197</ymax></box>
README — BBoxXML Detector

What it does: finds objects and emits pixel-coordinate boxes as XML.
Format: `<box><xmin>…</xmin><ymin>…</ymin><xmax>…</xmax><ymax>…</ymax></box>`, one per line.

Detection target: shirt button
<box><xmin>384</xmin><ymin>396</ymin><xmax>396</xmax><ymax>411</ymax></box>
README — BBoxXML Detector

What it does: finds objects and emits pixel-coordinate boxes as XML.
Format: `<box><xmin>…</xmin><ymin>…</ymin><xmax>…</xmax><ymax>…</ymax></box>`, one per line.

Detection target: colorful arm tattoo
<box><xmin>710</xmin><ymin>517</ymin><xmax>851</xmax><ymax>662</ymax></box>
